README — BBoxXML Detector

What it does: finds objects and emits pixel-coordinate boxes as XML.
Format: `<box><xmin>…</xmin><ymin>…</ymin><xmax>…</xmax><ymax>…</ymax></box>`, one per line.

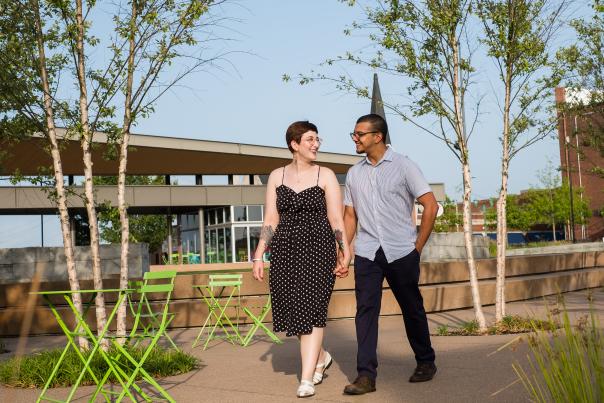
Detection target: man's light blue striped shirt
<box><xmin>344</xmin><ymin>147</ymin><xmax>432</xmax><ymax>263</ymax></box>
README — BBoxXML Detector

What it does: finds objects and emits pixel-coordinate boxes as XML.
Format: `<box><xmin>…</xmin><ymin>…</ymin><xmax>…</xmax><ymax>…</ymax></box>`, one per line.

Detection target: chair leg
<box><xmin>242</xmin><ymin>306</ymin><xmax>282</xmax><ymax>346</ymax></box>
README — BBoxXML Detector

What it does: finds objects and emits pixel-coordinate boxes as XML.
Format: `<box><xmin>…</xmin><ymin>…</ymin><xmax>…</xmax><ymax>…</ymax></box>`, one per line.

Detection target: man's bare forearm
<box><xmin>415</xmin><ymin>194</ymin><xmax>438</xmax><ymax>252</ymax></box>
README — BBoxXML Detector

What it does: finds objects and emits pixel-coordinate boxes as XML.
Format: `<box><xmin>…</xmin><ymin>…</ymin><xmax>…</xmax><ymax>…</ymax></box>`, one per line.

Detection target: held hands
<box><xmin>334</xmin><ymin>248</ymin><xmax>351</xmax><ymax>278</ymax></box>
<box><xmin>252</xmin><ymin>259</ymin><xmax>264</xmax><ymax>281</ymax></box>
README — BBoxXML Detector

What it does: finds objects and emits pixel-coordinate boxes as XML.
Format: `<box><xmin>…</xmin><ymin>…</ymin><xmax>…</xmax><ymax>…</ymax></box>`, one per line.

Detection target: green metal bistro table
<box><xmin>33</xmin><ymin>288</ymin><xmax>135</xmax><ymax>403</ymax></box>
<box><xmin>171</xmin><ymin>266</ymin><xmax>282</xmax><ymax>348</ymax></box>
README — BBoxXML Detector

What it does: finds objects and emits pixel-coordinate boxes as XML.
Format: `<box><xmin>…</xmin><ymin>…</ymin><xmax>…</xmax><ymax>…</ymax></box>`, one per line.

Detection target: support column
<box><xmin>167</xmin><ymin>214</ymin><xmax>172</xmax><ymax>264</ymax></box>
<box><xmin>198</xmin><ymin>208</ymin><xmax>205</xmax><ymax>264</ymax></box>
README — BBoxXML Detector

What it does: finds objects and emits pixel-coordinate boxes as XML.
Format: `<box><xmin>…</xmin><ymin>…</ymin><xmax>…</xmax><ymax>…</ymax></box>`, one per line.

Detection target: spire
<box><xmin>370</xmin><ymin>73</ymin><xmax>389</xmax><ymax>144</ymax></box>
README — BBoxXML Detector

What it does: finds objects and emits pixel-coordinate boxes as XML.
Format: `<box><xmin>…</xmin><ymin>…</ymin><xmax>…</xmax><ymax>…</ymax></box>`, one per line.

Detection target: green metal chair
<box><xmin>92</xmin><ymin>279</ymin><xmax>177</xmax><ymax>403</ymax></box>
<box><xmin>193</xmin><ymin>273</ymin><xmax>243</xmax><ymax>350</ymax></box>
<box><xmin>241</xmin><ymin>295</ymin><xmax>282</xmax><ymax>346</ymax></box>
<box><xmin>128</xmin><ymin>270</ymin><xmax>179</xmax><ymax>350</ymax></box>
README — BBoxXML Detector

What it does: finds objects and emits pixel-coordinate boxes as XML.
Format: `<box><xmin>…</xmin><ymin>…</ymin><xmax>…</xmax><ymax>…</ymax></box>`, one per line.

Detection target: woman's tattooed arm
<box><xmin>261</xmin><ymin>225</ymin><xmax>275</xmax><ymax>247</ymax></box>
<box><xmin>334</xmin><ymin>229</ymin><xmax>345</xmax><ymax>251</ymax></box>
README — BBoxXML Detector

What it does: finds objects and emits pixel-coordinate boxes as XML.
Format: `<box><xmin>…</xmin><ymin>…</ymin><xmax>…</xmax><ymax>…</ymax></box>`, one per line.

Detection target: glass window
<box><xmin>204</xmin><ymin>210</ymin><xmax>209</xmax><ymax>226</ymax></box>
<box><xmin>249</xmin><ymin>226</ymin><xmax>261</xmax><ymax>259</ymax></box>
<box><xmin>234</xmin><ymin>206</ymin><xmax>247</xmax><ymax>222</ymax></box>
<box><xmin>225</xmin><ymin>227</ymin><xmax>233</xmax><ymax>262</ymax></box>
<box><xmin>204</xmin><ymin>229</ymin><xmax>211</xmax><ymax>263</ymax></box>
<box><xmin>235</xmin><ymin>227</ymin><xmax>248</xmax><ymax>262</ymax></box>
<box><xmin>248</xmin><ymin>206</ymin><xmax>262</xmax><ymax>221</ymax></box>
<box><xmin>210</xmin><ymin>229</ymin><xmax>218</xmax><ymax>263</ymax></box>
<box><xmin>217</xmin><ymin>208</ymin><xmax>224</xmax><ymax>224</ymax></box>
<box><xmin>218</xmin><ymin>228</ymin><xmax>226</xmax><ymax>263</ymax></box>
<box><xmin>208</xmin><ymin>209</ymin><xmax>216</xmax><ymax>225</ymax></box>
<box><xmin>225</xmin><ymin>207</ymin><xmax>231</xmax><ymax>223</ymax></box>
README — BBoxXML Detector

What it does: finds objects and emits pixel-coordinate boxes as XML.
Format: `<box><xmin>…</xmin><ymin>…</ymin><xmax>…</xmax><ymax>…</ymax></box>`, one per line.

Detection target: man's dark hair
<box><xmin>356</xmin><ymin>114</ymin><xmax>388</xmax><ymax>142</ymax></box>
<box><xmin>285</xmin><ymin>121</ymin><xmax>318</xmax><ymax>153</ymax></box>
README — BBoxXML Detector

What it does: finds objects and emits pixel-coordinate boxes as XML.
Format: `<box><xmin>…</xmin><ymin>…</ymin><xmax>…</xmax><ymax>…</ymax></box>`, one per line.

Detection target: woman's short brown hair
<box><xmin>285</xmin><ymin>121</ymin><xmax>318</xmax><ymax>153</ymax></box>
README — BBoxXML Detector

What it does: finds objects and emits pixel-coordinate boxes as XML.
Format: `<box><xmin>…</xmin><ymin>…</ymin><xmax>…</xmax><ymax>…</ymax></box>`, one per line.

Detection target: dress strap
<box><xmin>316</xmin><ymin>166</ymin><xmax>321</xmax><ymax>185</ymax></box>
<box><xmin>281</xmin><ymin>166</ymin><xmax>286</xmax><ymax>185</ymax></box>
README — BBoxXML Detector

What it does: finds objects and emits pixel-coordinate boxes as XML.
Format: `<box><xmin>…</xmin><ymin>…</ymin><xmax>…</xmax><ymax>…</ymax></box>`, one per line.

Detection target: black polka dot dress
<box><xmin>269</xmin><ymin>166</ymin><xmax>337</xmax><ymax>337</ymax></box>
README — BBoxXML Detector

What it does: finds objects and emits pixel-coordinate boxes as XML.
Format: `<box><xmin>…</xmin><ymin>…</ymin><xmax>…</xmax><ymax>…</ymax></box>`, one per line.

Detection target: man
<box><xmin>342</xmin><ymin>114</ymin><xmax>438</xmax><ymax>395</ymax></box>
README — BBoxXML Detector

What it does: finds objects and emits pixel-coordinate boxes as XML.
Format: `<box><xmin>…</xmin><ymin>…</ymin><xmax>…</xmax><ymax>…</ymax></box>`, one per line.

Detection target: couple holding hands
<box><xmin>251</xmin><ymin>114</ymin><xmax>439</xmax><ymax>398</ymax></box>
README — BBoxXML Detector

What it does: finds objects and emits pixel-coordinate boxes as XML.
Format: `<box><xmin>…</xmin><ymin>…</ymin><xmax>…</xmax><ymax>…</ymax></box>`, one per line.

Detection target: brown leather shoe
<box><xmin>409</xmin><ymin>362</ymin><xmax>437</xmax><ymax>382</ymax></box>
<box><xmin>343</xmin><ymin>376</ymin><xmax>376</xmax><ymax>395</ymax></box>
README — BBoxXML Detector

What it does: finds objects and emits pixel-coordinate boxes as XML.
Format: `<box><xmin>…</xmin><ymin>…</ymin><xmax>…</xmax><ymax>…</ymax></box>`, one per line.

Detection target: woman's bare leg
<box><xmin>299</xmin><ymin>327</ymin><xmax>324</xmax><ymax>382</ymax></box>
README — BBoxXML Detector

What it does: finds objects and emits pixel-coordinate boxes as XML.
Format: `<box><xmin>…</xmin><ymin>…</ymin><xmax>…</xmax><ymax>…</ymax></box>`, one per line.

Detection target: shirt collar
<box><xmin>364</xmin><ymin>145</ymin><xmax>394</xmax><ymax>166</ymax></box>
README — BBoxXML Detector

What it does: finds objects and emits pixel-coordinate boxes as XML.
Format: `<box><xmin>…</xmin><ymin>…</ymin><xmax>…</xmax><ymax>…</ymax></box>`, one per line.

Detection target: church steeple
<box><xmin>370</xmin><ymin>73</ymin><xmax>389</xmax><ymax>145</ymax></box>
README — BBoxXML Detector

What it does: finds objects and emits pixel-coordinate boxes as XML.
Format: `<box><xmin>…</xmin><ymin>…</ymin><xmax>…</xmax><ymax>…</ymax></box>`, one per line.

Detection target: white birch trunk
<box><xmin>451</xmin><ymin>33</ymin><xmax>487</xmax><ymax>331</ymax></box>
<box><xmin>496</xmin><ymin>64</ymin><xmax>512</xmax><ymax>323</ymax></box>
<box><xmin>116</xmin><ymin>0</ymin><xmax>137</xmax><ymax>340</ymax></box>
<box><xmin>495</xmin><ymin>164</ymin><xmax>509</xmax><ymax>322</ymax></box>
<box><xmin>74</xmin><ymin>0</ymin><xmax>107</xmax><ymax>343</ymax></box>
<box><xmin>462</xmin><ymin>164</ymin><xmax>487</xmax><ymax>331</ymax></box>
<box><xmin>32</xmin><ymin>0</ymin><xmax>88</xmax><ymax>350</ymax></box>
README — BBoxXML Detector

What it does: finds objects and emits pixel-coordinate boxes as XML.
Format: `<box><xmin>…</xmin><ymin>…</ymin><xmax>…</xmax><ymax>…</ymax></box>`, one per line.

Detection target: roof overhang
<box><xmin>0</xmin><ymin>129</ymin><xmax>362</xmax><ymax>176</ymax></box>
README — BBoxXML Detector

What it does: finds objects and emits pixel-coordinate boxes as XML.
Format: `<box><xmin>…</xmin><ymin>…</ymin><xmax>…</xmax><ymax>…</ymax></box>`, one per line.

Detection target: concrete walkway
<box><xmin>2</xmin><ymin>288</ymin><xmax>603</xmax><ymax>403</ymax></box>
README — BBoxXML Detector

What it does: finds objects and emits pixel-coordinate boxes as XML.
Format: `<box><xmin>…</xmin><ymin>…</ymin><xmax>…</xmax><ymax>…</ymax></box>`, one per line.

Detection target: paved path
<box><xmin>2</xmin><ymin>288</ymin><xmax>602</xmax><ymax>402</ymax></box>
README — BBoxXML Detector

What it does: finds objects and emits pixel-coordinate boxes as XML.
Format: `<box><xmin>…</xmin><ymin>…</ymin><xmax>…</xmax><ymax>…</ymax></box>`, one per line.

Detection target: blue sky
<box><xmin>0</xmin><ymin>0</ymin><xmax>588</xmax><ymax>247</ymax></box>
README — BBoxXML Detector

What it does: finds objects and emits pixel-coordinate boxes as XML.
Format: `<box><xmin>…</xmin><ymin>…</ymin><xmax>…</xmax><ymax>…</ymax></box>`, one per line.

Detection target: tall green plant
<box><xmin>514</xmin><ymin>304</ymin><xmax>603</xmax><ymax>402</ymax></box>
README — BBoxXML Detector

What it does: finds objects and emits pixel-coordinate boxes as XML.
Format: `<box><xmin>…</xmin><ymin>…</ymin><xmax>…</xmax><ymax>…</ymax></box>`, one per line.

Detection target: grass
<box><xmin>436</xmin><ymin>315</ymin><xmax>557</xmax><ymax>336</ymax></box>
<box><xmin>508</xmin><ymin>240</ymin><xmax>571</xmax><ymax>250</ymax></box>
<box><xmin>513</xmin><ymin>305</ymin><xmax>603</xmax><ymax>403</ymax></box>
<box><xmin>0</xmin><ymin>345</ymin><xmax>198</xmax><ymax>388</ymax></box>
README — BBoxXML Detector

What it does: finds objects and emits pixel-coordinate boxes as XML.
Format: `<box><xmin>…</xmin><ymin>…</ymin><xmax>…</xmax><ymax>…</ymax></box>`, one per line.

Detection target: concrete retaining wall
<box><xmin>506</xmin><ymin>241</ymin><xmax>604</xmax><ymax>256</ymax></box>
<box><xmin>2</xmin><ymin>250</ymin><xmax>602</xmax><ymax>336</ymax></box>
<box><xmin>422</xmin><ymin>232</ymin><xmax>490</xmax><ymax>260</ymax></box>
<box><xmin>0</xmin><ymin>244</ymin><xmax>148</xmax><ymax>284</ymax></box>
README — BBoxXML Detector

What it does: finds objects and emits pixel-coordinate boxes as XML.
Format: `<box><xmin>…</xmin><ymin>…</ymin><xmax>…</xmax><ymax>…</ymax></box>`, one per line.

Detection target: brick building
<box><xmin>555</xmin><ymin>87</ymin><xmax>604</xmax><ymax>241</ymax></box>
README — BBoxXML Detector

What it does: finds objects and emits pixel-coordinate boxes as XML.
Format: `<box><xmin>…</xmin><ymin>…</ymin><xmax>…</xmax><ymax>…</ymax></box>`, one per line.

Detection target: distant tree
<box><xmin>485</xmin><ymin>194</ymin><xmax>534</xmax><ymax>232</ymax></box>
<box><xmin>96</xmin><ymin>176</ymin><xmax>168</xmax><ymax>255</ymax></box>
<box><xmin>433</xmin><ymin>197</ymin><xmax>462</xmax><ymax>232</ymax></box>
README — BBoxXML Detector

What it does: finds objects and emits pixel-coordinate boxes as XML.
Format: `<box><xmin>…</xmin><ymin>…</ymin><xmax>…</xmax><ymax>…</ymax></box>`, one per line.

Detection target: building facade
<box><xmin>556</xmin><ymin>87</ymin><xmax>604</xmax><ymax>241</ymax></box>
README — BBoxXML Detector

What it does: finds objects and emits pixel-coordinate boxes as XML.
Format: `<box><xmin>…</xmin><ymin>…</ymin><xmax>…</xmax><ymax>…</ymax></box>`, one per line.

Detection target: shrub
<box><xmin>514</xmin><ymin>306</ymin><xmax>603</xmax><ymax>402</ymax></box>
<box><xmin>0</xmin><ymin>345</ymin><xmax>198</xmax><ymax>388</ymax></box>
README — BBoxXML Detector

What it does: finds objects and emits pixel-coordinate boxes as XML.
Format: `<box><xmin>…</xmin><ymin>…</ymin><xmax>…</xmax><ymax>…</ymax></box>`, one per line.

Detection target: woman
<box><xmin>252</xmin><ymin>120</ymin><xmax>351</xmax><ymax>398</ymax></box>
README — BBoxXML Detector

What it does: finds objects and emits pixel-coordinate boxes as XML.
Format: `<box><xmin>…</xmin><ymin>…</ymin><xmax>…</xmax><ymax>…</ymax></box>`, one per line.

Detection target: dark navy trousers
<box><xmin>355</xmin><ymin>247</ymin><xmax>435</xmax><ymax>380</ymax></box>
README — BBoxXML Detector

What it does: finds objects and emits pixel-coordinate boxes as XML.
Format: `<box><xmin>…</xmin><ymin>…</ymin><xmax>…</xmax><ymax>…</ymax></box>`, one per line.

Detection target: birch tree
<box><xmin>1</xmin><ymin>0</ymin><xmax>233</xmax><ymax>343</ymax></box>
<box><xmin>0</xmin><ymin>0</ymin><xmax>89</xmax><ymax>349</ymax></box>
<box><xmin>477</xmin><ymin>0</ymin><xmax>567</xmax><ymax>321</ymax></box>
<box><xmin>295</xmin><ymin>0</ymin><xmax>488</xmax><ymax>330</ymax></box>
<box><xmin>106</xmin><ymin>0</ymin><xmax>228</xmax><ymax>339</ymax></box>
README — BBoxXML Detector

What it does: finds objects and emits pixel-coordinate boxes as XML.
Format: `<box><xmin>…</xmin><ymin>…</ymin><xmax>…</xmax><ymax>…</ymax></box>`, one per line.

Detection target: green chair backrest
<box><xmin>209</xmin><ymin>273</ymin><xmax>242</xmax><ymax>288</ymax></box>
<box><xmin>144</xmin><ymin>270</ymin><xmax>177</xmax><ymax>281</ymax></box>
<box><xmin>140</xmin><ymin>283</ymin><xmax>174</xmax><ymax>294</ymax></box>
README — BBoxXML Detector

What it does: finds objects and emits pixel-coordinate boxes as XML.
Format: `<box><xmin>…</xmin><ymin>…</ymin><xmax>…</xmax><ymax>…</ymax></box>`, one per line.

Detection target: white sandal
<box><xmin>297</xmin><ymin>379</ymin><xmax>315</xmax><ymax>398</ymax></box>
<box><xmin>313</xmin><ymin>351</ymin><xmax>333</xmax><ymax>385</ymax></box>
